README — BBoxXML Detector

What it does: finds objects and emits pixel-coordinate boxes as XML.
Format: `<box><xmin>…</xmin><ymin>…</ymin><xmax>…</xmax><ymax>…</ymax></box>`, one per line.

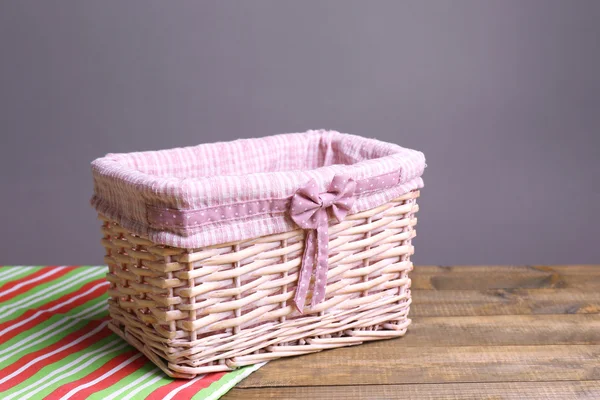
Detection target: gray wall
<box><xmin>1</xmin><ymin>1</ymin><xmax>599</xmax><ymax>266</ymax></box>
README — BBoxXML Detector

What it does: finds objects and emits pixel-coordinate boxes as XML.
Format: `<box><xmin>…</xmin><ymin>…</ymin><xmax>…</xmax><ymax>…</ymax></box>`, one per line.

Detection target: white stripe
<box><xmin>0</xmin><ymin>299</ymin><xmax>106</xmax><ymax>358</ymax></box>
<box><xmin>4</xmin><ymin>340</ymin><xmax>128</xmax><ymax>400</ymax></box>
<box><xmin>0</xmin><ymin>301</ymin><xmax>107</xmax><ymax>362</ymax></box>
<box><xmin>163</xmin><ymin>374</ymin><xmax>206</xmax><ymax>400</ymax></box>
<box><xmin>0</xmin><ymin>266</ymin><xmax>36</xmax><ymax>282</ymax></box>
<box><xmin>0</xmin><ymin>321</ymin><xmax>109</xmax><ymax>385</ymax></box>
<box><xmin>121</xmin><ymin>374</ymin><xmax>164</xmax><ymax>400</ymax></box>
<box><xmin>0</xmin><ymin>281</ymin><xmax>109</xmax><ymax>337</ymax></box>
<box><xmin>0</xmin><ymin>268</ymin><xmax>104</xmax><ymax>313</ymax></box>
<box><xmin>58</xmin><ymin>353</ymin><xmax>143</xmax><ymax>400</ymax></box>
<box><xmin>204</xmin><ymin>363</ymin><xmax>266</xmax><ymax>400</ymax></box>
<box><xmin>0</xmin><ymin>267</ymin><xmax>66</xmax><ymax>297</ymax></box>
<box><xmin>0</xmin><ymin>268</ymin><xmax>106</xmax><ymax>319</ymax></box>
<box><xmin>103</xmin><ymin>368</ymin><xmax>160</xmax><ymax>400</ymax></box>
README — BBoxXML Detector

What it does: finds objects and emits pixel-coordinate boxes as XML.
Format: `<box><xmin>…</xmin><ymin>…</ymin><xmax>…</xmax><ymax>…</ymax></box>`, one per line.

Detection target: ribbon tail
<box><xmin>294</xmin><ymin>229</ymin><xmax>317</xmax><ymax>313</ymax></box>
<box><xmin>310</xmin><ymin>211</ymin><xmax>330</xmax><ymax>307</ymax></box>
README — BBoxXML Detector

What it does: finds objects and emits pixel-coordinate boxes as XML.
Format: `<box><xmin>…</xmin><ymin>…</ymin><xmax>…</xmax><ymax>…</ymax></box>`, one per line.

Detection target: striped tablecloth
<box><xmin>0</xmin><ymin>266</ymin><xmax>263</xmax><ymax>400</ymax></box>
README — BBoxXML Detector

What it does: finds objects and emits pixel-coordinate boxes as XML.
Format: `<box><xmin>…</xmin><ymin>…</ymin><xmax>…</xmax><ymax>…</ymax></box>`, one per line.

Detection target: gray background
<box><xmin>1</xmin><ymin>1</ymin><xmax>599</xmax><ymax>266</ymax></box>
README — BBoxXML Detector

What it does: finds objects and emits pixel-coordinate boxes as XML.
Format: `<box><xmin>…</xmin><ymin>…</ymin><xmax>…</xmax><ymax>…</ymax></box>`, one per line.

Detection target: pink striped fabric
<box><xmin>90</xmin><ymin>130</ymin><xmax>426</xmax><ymax>249</ymax></box>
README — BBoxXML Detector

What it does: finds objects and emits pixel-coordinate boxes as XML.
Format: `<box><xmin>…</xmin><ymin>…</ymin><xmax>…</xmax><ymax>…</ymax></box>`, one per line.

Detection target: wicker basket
<box><xmin>91</xmin><ymin>130</ymin><xmax>425</xmax><ymax>378</ymax></box>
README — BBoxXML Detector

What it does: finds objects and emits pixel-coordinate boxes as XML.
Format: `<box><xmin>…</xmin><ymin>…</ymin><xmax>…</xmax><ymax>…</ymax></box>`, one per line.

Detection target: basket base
<box><xmin>108</xmin><ymin>321</ymin><xmax>196</xmax><ymax>379</ymax></box>
<box><xmin>108</xmin><ymin>296</ymin><xmax>412</xmax><ymax>379</ymax></box>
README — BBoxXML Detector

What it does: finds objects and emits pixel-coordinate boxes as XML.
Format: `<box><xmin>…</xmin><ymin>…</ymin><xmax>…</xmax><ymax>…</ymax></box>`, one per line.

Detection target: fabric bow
<box><xmin>289</xmin><ymin>175</ymin><xmax>356</xmax><ymax>312</ymax></box>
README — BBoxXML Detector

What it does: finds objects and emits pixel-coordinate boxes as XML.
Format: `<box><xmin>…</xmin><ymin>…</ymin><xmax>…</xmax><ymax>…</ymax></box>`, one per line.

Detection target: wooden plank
<box><xmin>413</xmin><ymin>265</ymin><xmax>600</xmax><ymax>275</ymax></box>
<box><xmin>410</xmin><ymin>288</ymin><xmax>600</xmax><ymax>316</ymax></box>
<box><xmin>225</xmin><ymin>380</ymin><xmax>600</xmax><ymax>400</ymax></box>
<box><xmin>410</xmin><ymin>265</ymin><xmax>600</xmax><ymax>291</ymax></box>
<box><xmin>237</xmin><ymin>344</ymin><xmax>600</xmax><ymax>387</ymax></box>
<box><xmin>401</xmin><ymin>314</ymin><xmax>600</xmax><ymax>347</ymax></box>
<box><xmin>227</xmin><ymin>267</ymin><xmax>600</xmax><ymax>397</ymax></box>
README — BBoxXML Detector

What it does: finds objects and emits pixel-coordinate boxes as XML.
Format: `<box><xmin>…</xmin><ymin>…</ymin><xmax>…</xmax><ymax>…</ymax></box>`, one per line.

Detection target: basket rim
<box><xmin>91</xmin><ymin>130</ymin><xmax>425</xmax><ymax>200</ymax></box>
<box><xmin>90</xmin><ymin>130</ymin><xmax>425</xmax><ymax>249</ymax></box>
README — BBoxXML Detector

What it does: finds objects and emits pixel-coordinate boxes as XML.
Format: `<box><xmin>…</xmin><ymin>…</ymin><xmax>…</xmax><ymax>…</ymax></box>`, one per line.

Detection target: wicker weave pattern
<box><xmin>101</xmin><ymin>190</ymin><xmax>419</xmax><ymax>378</ymax></box>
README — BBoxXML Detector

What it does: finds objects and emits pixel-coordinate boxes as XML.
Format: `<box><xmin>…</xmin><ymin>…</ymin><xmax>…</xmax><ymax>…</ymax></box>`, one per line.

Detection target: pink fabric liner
<box><xmin>91</xmin><ymin>130</ymin><xmax>426</xmax><ymax>249</ymax></box>
<box><xmin>146</xmin><ymin>170</ymin><xmax>400</xmax><ymax>230</ymax></box>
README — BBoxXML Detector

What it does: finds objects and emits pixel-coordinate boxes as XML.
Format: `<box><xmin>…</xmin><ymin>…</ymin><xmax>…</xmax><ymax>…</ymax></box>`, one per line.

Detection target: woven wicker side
<box><xmin>101</xmin><ymin>190</ymin><xmax>419</xmax><ymax>378</ymax></box>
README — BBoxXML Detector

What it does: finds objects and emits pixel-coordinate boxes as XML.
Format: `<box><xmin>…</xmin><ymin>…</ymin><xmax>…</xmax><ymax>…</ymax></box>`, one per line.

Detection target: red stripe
<box><xmin>45</xmin><ymin>350</ymin><xmax>147</xmax><ymax>399</ymax></box>
<box><xmin>0</xmin><ymin>266</ymin><xmax>75</xmax><ymax>302</ymax></box>
<box><xmin>145</xmin><ymin>377</ymin><xmax>191</xmax><ymax>400</ymax></box>
<box><xmin>145</xmin><ymin>372</ymin><xmax>226</xmax><ymax>400</ymax></box>
<box><xmin>177</xmin><ymin>373</ymin><xmax>227</xmax><ymax>399</ymax></box>
<box><xmin>0</xmin><ymin>318</ymin><xmax>111</xmax><ymax>390</ymax></box>
<box><xmin>0</xmin><ymin>278</ymin><xmax>109</xmax><ymax>345</ymax></box>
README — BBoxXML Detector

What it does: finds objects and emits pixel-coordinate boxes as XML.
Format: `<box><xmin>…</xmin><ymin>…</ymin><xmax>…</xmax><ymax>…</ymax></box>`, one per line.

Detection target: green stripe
<box><xmin>0</xmin><ymin>298</ymin><xmax>108</xmax><ymax>365</ymax></box>
<box><xmin>33</xmin><ymin>340</ymin><xmax>130</xmax><ymax>399</ymax></box>
<box><xmin>1</xmin><ymin>336</ymin><xmax>128</xmax><ymax>399</ymax></box>
<box><xmin>122</xmin><ymin>372</ymin><xmax>174</xmax><ymax>399</ymax></box>
<box><xmin>0</xmin><ymin>266</ymin><xmax>106</xmax><ymax>308</ymax></box>
<box><xmin>193</xmin><ymin>364</ymin><xmax>264</xmax><ymax>400</ymax></box>
<box><xmin>0</xmin><ymin>266</ymin><xmax>44</xmax><ymax>286</ymax></box>
<box><xmin>0</xmin><ymin>267</ymin><xmax>107</xmax><ymax>322</ymax></box>
<box><xmin>86</xmin><ymin>361</ymin><xmax>162</xmax><ymax>400</ymax></box>
<box><xmin>92</xmin><ymin>367</ymin><xmax>174</xmax><ymax>400</ymax></box>
<box><xmin>0</xmin><ymin>267</ymin><xmax>88</xmax><ymax>309</ymax></box>
<box><xmin>0</xmin><ymin>293</ymin><xmax>107</xmax><ymax>344</ymax></box>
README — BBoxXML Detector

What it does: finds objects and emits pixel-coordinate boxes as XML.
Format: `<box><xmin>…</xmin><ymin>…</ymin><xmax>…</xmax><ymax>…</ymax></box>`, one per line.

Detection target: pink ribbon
<box><xmin>289</xmin><ymin>175</ymin><xmax>356</xmax><ymax>312</ymax></box>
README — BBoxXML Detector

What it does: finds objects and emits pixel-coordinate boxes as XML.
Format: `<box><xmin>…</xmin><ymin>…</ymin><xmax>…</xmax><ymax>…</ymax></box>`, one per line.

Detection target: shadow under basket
<box><xmin>100</xmin><ymin>190</ymin><xmax>419</xmax><ymax>379</ymax></box>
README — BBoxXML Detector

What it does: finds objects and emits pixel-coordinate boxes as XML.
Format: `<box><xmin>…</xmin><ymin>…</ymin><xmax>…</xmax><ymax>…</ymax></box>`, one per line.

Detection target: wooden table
<box><xmin>223</xmin><ymin>265</ymin><xmax>600</xmax><ymax>399</ymax></box>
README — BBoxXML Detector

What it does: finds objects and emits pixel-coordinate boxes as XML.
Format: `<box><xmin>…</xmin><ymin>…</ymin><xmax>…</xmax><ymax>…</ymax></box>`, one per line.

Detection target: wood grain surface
<box><xmin>222</xmin><ymin>265</ymin><xmax>600</xmax><ymax>400</ymax></box>
<box><xmin>225</xmin><ymin>381</ymin><xmax>600</xmax><ymax>399</ymax></box>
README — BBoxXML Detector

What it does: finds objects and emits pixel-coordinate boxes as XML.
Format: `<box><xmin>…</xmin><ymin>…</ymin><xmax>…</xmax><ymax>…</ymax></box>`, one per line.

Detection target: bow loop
<box><xmin>289</xmin><ymin>179</ymin><xmax>322</xmax><ymax>230</ymax></box>
<box><xmin>289</xmin><ymin>174</ymin><xmax>356</xmax><ymax>313</ymax></box>
<box><xmin>327</xmin><ymin>175</ymin><xmax>356</xmax><ymax>222</ymax></box>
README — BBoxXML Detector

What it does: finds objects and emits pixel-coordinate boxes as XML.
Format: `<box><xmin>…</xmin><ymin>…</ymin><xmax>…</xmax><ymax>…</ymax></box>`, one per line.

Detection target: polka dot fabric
<box><xmin>289</xmin><ymin>175</ymin><xmax>356</xmax><ymax>312</ymax></box>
